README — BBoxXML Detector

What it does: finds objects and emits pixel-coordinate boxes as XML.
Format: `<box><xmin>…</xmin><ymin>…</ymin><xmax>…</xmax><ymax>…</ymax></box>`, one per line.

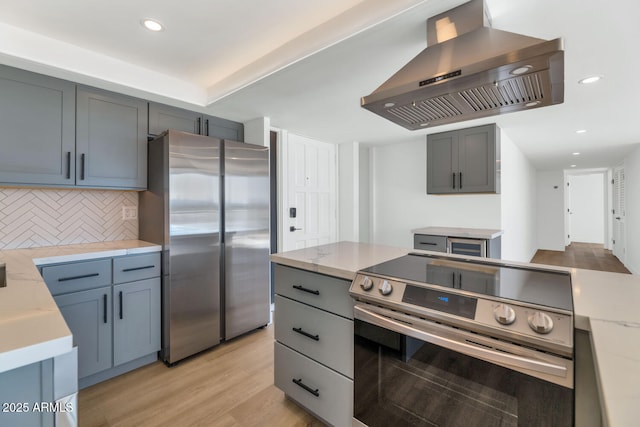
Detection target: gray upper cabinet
<box><xmin>76</xmin><ymin>87</ymin><xmax>148</xmax><ymax>189</ymax></box>
<box><xmin>148</xmin><ymin>102</ymin><xmax>244</xmax><ymax>141</ymax></box>
<box><xmin>427</xmin><ymin>123</ymin><xmax>500</xmax><ymax>194</ymax></box>
<box><xmin>0</xmin><ymin>65</ymin><xmax>76</xmax><ymax>186</ymax></box>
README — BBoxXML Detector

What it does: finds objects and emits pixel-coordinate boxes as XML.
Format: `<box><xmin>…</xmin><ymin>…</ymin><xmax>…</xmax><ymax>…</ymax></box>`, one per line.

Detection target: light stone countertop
<box><xmin>411</xmin><ymin>226</ymin><xmax>503</xmax><ymax>239</ymax></box>
<box><xmin>0</xmin><ymin>240</ymin><xmax>161</xmax><ymax>374</ymax></box>
<box><xmin>271</xmin><ymin>241</ymin><xmax>640</xmax><ymax>427</ymax></box>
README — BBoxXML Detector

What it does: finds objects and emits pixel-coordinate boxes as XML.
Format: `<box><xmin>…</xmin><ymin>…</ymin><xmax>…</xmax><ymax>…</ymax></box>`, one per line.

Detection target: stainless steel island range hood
<box><xmin>361</xmin><ymin>0</ymin><xmax>564</xmax><ymax>130</ymax></box>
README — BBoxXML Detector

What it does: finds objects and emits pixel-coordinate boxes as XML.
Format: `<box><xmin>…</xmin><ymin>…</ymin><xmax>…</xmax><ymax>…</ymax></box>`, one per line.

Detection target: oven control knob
<box><xmin>493</xmin><ymin>304</ymin><xmax>516</xmax><ymax>325</ymax></box>
<box><xmin>378</xmin><ymin>280</ymin><xmax>393</xmax><ymax>296</ymax></box>
<box><xmin>528</xmin><ymin>311</ymin><xmax>554</xmax><ymax>334</ymax></box>
<box><xmin>360</xmin><ymin>276</ymin><xmax>374</xmax><ymax>291</ymax></box>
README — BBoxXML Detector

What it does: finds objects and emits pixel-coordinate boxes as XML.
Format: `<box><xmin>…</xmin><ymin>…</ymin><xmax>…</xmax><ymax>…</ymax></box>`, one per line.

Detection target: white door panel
<box><xmin>612</xmin><ymin>167</ymin><xmax>625</xmax><ymax>261</ymax></box>
<box><xmin>281</xmin><ymin>132</ymin><xmax>337</xmax><ymax>251</ymax></box>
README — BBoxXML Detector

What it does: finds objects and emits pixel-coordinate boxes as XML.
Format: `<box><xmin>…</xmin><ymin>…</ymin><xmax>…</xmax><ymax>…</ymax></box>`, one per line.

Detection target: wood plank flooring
<box><xmin>78</xmin><ymin>325</ymin><xmax>326</xmax><ymax>427</ymax></box>
<box><xmin>530</xmin><ymin>242</ymin><xmax>631</xmax><ymax>274</ymax></box>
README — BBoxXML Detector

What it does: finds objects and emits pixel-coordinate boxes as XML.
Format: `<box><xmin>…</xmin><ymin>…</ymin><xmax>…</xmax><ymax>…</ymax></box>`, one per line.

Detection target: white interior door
<box><xmin>612</xmin><ymin>167</ymin><xmax>626</xmax><ymax>260</ymax></box>
<box><xmin>281</xmin><ymin>132</ymin><xmax>337</xmax><ymax>251</ymax></box>
<box><xmin>568</xmin><ymin>173</ymin><xmax>605</xmax><ymax>244</ymax></box>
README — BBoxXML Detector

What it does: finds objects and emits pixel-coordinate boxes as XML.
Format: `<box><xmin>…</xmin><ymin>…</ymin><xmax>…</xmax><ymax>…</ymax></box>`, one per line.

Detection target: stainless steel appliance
<box><xmin>140</xmin><ymin>130</ymin><xmax>270</xmax><ymax>364</ymax></box>
<box><xmin>350</xmin><ymin>253</ymin><xmax>574</xmax><ymax>426</ymax></box>
<box><xmin>447</xmin><ymin>236</ymin><xmax>487</xmax><ymax>257</ymax></box>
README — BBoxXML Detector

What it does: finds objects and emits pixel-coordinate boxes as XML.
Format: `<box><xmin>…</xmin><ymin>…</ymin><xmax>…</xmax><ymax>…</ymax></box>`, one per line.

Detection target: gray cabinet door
<box><xmin>0</xmin><ymin>65</ymin><xmax>76</xmax><ymax>186</ymax></box>
<box><xmin>458</xmin><ymin>124</ymin><xmax>498</xmax><ymax>193</ymax></box>
<box><xmin>203</xmin><ymin>115</ymin><xmax>244</xmax><ymax>141</ymax></box>
<box><xmin>55</xmin><ymin>287</ymin><xmax>112</xmax><ymax>378</ymax></box>
<box><xmin>0</xmin><ymin>359</ymin><xmax>54</xmax><ymax>427</ymax></box>
<box><xmin>113</xmin><ymin>278</ymin><xmax>161</xmax><ymax>366</ymax></box>
<box><xmin>427</xmin><ymin>130</ymin><xmax>457</xmax><ymax>194</ymax></box>
<box><xmin>148</xmin><ymin>102</ymin><xmax>202</xmax><ymax>136</ymax></box>
<box><xmin>76</xmin><ymin>87</ymin><xmax>148</xmax><ymax>189</ymax></box>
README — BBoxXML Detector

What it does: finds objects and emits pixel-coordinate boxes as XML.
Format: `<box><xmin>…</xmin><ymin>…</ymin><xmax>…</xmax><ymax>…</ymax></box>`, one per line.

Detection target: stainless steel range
<box><xmin>350</xmin><ymin>252</ymin><xmax>574</xmax><ymax>427</ymax></box>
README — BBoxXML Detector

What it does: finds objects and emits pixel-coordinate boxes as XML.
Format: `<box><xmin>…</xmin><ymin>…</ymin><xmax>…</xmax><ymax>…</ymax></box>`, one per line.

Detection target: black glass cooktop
<box><xmin>361</xmin><ymin>253</ymin><xmax>573</xmax><ymax>311</ymax></box>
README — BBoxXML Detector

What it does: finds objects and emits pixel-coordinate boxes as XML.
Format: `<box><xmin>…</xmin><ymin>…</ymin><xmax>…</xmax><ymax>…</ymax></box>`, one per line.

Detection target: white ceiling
<box><xmin>1</xmin><ymin>0</ymin><xmax>639</xmax><ymax>170</ymax></box>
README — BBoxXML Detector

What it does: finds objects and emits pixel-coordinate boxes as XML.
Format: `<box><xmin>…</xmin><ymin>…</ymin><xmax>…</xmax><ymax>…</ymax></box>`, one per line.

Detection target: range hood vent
<box><xmin>361</xmin><ymin>0</ymin><xmax>564</xmax><ymax>130</ymax></box>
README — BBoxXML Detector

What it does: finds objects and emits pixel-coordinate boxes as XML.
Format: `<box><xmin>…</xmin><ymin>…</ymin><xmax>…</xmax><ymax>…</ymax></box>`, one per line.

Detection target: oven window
<box><xmin>354</xmin><ymin>320</ymin><xmax>573</xmax><ymax>427</ymax></box>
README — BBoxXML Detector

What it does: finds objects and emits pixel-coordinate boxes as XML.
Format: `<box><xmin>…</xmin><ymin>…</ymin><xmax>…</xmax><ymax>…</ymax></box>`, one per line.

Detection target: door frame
<box><xmin>564</xmin><ymin>168</ymin><xmax>610</xmax><ymax>248</ymax></box>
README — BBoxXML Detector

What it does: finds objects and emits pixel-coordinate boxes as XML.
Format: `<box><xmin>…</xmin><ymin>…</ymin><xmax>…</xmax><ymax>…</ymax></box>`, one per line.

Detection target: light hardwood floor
<box><xmin>530</xmin><ymin>242</ymin><xmax>631</xmax><ymax>274</ymax></box>
<box><xmin>78</xmin><ymin>325</ymin><xmax>326</xmax><ymax>427</ymax></box>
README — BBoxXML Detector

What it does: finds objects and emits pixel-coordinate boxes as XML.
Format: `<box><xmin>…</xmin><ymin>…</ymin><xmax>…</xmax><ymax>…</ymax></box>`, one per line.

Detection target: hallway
<box><xmin>530</xmin><ymin>242</ymin><xmax>631</xmax><ymax>274</ymax></box>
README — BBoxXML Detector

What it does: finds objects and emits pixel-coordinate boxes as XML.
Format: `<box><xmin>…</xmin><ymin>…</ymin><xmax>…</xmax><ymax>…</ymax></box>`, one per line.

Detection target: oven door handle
<box><xmin>354</xmin><ymin>305</ymin><xmax>568</xmax><ymax>379</ymax></box>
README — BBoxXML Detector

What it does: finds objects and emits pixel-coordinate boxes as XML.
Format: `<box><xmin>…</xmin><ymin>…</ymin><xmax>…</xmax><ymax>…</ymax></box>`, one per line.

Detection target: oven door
<box><xmin>353</xmin><ymin>304</ymin><xmax>574</xmax><ymax>427</ymax></box>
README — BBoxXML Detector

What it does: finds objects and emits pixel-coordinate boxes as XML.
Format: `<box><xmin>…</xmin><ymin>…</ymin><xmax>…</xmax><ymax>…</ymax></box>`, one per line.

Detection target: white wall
<box><xmin>536</xmin><ymin>171</ymin><xmax>565</xmax><ymax>250</ymax></box>
<box><xmin>338</xmin><ymin>142</ymin><xmax>359</xmax><ymax>241</ymax></box>
<box><xmin>371</xmin><ymin>138</ymin><xmax>501</xmax><ymax>249</ymax></box>
<box><xmin>500</xmin><ymin>132</ymin><xmax>538</xmax><ymax>262</ymax></box>
<box><xmin>624</xmin><ymin>145</ymin><xmax>640</xmax><ymax>274</ymax></box>
<box><xmin>359</xmin><ymin>146</ymin><xmax>371</xmax><ymax>243</ymax></box>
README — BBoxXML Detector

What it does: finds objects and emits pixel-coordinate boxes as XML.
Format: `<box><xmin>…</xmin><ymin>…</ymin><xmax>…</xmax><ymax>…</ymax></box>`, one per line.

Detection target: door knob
<box><xmin>290</xmin><ymin>226</ymin><xmax>302</xmax><ymax>232</ymax></box>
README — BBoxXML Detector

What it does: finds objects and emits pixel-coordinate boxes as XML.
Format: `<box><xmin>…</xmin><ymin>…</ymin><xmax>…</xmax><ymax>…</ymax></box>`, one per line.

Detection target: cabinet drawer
<box><xmin>113</xmin><ymin>253</ymin><xmax>161</xmax><ymax>284</ymax></box>
<box><xmin>275</xmin><ymin>295</ymin><xmax>353</xmax><ymax>378</ymax></box>
<box><xmin>43</xmin><ymin>259</ymin><xmax>112</xmax><ymax>295</ymax></box>
<box><xmin>274</xmin><ymin>265</ymin><xmax>352</xmax><ymax>319</ymax></box>
<box><xmin>274</xmin><ymin>342</ymin><xmax>352</xmax><ymax>427</ymax></box>
<box><xmin>413</xmin><ymin>234</ymin><xmax>447</xmax><ymax>252</ymax></box>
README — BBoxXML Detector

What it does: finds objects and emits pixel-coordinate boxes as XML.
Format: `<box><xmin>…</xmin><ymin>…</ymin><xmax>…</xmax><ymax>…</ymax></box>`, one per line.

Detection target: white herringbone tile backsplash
<box><xmin>0</xmin><ymin>188</ymin><xmax>138</xmax><ymax>249</ymax></box>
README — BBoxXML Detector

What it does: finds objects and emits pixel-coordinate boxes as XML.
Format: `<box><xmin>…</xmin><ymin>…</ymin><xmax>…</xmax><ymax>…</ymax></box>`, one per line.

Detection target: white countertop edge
<box><xmin>412</xmin><ymin>227</ymin><xmax>503</xmax><ymax>239</ymax></box>
<box><xmin>32</xmin><ymin>245</ymin><xmax>162</xmax><ymax>266</ymax></box>
<box><xmin>0</xmin><ymin>334</ymin><xmax>72</xmax><ymax>374</ymax></box>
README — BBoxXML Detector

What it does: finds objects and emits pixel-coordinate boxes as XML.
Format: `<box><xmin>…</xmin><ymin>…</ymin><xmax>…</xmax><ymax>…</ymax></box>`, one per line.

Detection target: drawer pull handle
<box><xmin>292</xmin><ymin>327</ymin><xmax>319</xmax><ymax>341</ymax></box>
<box><xmin>292</xmin><ymin>285</ymin><xmax>320</xmax><ymax>296</ymax></box>
<box><xmin>292</xmin><ymin>378</ymin><xmax>319</xmax><ymax>397</ymax></box>
<box><xmin>419</xmin><ymin>242</ymin><xmax>437</xmax><ymax>246</ymax></box>
<box><xmin>58</xmin><ymin>273</ymin><xmax>100</xmax><ymax>282</ymax></box>
<box><xmin>122</xmin><ymin>265</ymin><xmax>155</xmax><ymax>272</ymax></box>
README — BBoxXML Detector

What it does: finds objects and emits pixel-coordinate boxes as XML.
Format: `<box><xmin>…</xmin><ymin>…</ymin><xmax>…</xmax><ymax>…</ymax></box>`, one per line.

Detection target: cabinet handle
<box><xmin>58</xmin><ymin>272</ymin><xmax>100</xmax><ymax>282</ymax></box>
<box><xmin>205</xmin><ymin>119</ymin><xmax>210</xmax><ymax>136</ymax></box>
<box><xmin>65</xmin><ymin>152</ymin><xmax>71</xmax><ymax>179</ymax></box>
<box><xmin>197</xmin><ymin>117</ymin><xmax>202</xmax><ymax>135</ymax></box>
<box><xmin>292</xmin><ymin>284</ymin><xmax>320</xmax><ymax>296</ymax></box>
<box><xmin>452</xmin><ymin>272</ymin><xmax>455</xmax><ymax>286</ymax></box>
<box><xmin>80</xmin><ymin>153</ymin><xmax>86</xmax><ymax>180</ymax></box>
<box><xmin>103</xmin><ymin>294</ymin><xmax>108</xmax><ymax>324</ymax></box>
<box><xmin>119</xmin><ymin>291</ymin><xmax>123</xmax><ymax>320</ymax></box>
<box><xmin>419</xmin><ymin>242</ymin><xmax>437</xmax><ymax>246</ymax></box>
<box><xmin>292</xmin><ymin>378</ymin><xmax>319</xmax><ymax>397</ymax></box>
<box><xmin>292</xmin><ymin>327</ymin><xmax>319</xmax><ymax>341</ymax></box>
<box><xmin>452</xmin><ymin>172</ymin><xmax>456</xmax><ymax>189</ymax></box>
<box><xmin>459</xmin><ymin>172</ymin><xmax>462</xmax><ymax>189</ymax></box>
<box><xmin>122</xmin><ymin>265</ymin><xmax>155</xmax><ymax>272</ymax></box>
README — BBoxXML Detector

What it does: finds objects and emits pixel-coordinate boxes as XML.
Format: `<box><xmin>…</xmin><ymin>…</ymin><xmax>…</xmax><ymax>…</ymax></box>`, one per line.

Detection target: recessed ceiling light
<box><xmin>570</xmin><ymin>164</ymin><xmax>577</xmax><ymax>168</ymax></box>
<box><xmin>142</xmin><ymin>19</ymin><xmax>163</xmax><ymax>32</ymax></box>
<box><xmin>579</xmin><ymin>76</ymin><xmax>601</xmax><ymax>84</ymax></box>
<box><xmin>572</xmin><ymin>152</ymin><xmax>580</xmax><ymax>156</ymax></box>
<box><xmin>511</xmin><ymin>65</ymin><xmax>532</xmax><ymax>75</ymax></box>
<box><xmin>576</xmin><ymin>129</ymin><xmax>587</xmax><ymax>134</ymax></box>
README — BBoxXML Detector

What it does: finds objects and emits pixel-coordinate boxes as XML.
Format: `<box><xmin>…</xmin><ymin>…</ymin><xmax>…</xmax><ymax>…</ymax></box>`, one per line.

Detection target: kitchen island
<box><xmin>271</xmin><ymin>241</ymin><xmax>640</xmax><ymax>427</ymax></box>
<box><xmin>0</xmin><ymin>240</ymin><xmax>161</xmax><ymax>426</ymax></box>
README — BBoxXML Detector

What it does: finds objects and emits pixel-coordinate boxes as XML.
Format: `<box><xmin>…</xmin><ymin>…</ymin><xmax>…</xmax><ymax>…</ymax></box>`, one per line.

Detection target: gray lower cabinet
<box><xmin>427</xmin><ymin>123</ymin><xmax>500</xmax><ymax>194</ymax></box>
<box><xmin>0</xmin><ymin>65</ymin><xmax>76</xmax><ymax>186</ymax></box>
<box><xmin>273</xmin><ymin>264</ymin><xmax>353</xmax><ymax>427</ymax></box>
<box><xmin>76</xmin><ymin>87</ymin><xmax>148</xmax><ymax>189</ymax></box>
<box><xmin>42</xmin><ymin>252</ymin><xmax>161</xmax><ymax>388</ymax></box>
<box><xmin>54</xmin><ymin>287</ymin><xmax>112</xmax><ymax>378</ymax></box>
<box><xmin>148</xmin><ymin>102</ymin><xmax>244</xmax><ymax>140</ymax></box>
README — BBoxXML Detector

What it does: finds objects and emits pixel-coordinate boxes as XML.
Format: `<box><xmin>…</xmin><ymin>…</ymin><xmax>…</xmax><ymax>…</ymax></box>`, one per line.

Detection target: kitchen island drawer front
<box><xmin>275</xmin><ymin>295</ymin><xmax>353</xmax><ymax>378</ymax></box>
<box><xmin>43</xmin><ymin>259</ymin><xmax>112</xmax><ymax>295</ymax></box>
<box><xmin>274</xmin><ymin>264</ymin><xmax>352</xmax><ymax>319</ymax></box>
<box><xmin>113</xmin><ymin>253</ymin><xmax>161</xmax><ymax>284</ymax></box>
<box><xmin>274</xmin><ymin>342</ymin><xmax>353</xmax><ymax>427</ymax></box>
<box><xmin>413</xmin><ymin>234</ymin><xmax>447</xmax><ymax>252</ymax></box>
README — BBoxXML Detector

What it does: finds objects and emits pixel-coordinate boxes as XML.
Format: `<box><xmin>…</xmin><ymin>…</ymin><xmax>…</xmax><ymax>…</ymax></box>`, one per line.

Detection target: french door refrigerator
<box><xmin>140</xmin><ymin>130</ymin><xmax>270</xmax><ymax>364</ymax></box>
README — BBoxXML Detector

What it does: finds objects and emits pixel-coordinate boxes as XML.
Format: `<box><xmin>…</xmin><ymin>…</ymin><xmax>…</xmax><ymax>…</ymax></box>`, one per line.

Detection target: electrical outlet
<box><xmin>122</xmin><ymin>206</ymin><xmax>138</xmax><ymax>220</ymax></box>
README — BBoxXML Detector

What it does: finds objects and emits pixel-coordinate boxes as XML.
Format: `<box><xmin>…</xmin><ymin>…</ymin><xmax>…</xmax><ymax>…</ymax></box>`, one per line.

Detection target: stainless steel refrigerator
<box><xmin>139</xmin><ymin>130</ymin><xmax>270</xmax><ymax>364</ymax></box>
